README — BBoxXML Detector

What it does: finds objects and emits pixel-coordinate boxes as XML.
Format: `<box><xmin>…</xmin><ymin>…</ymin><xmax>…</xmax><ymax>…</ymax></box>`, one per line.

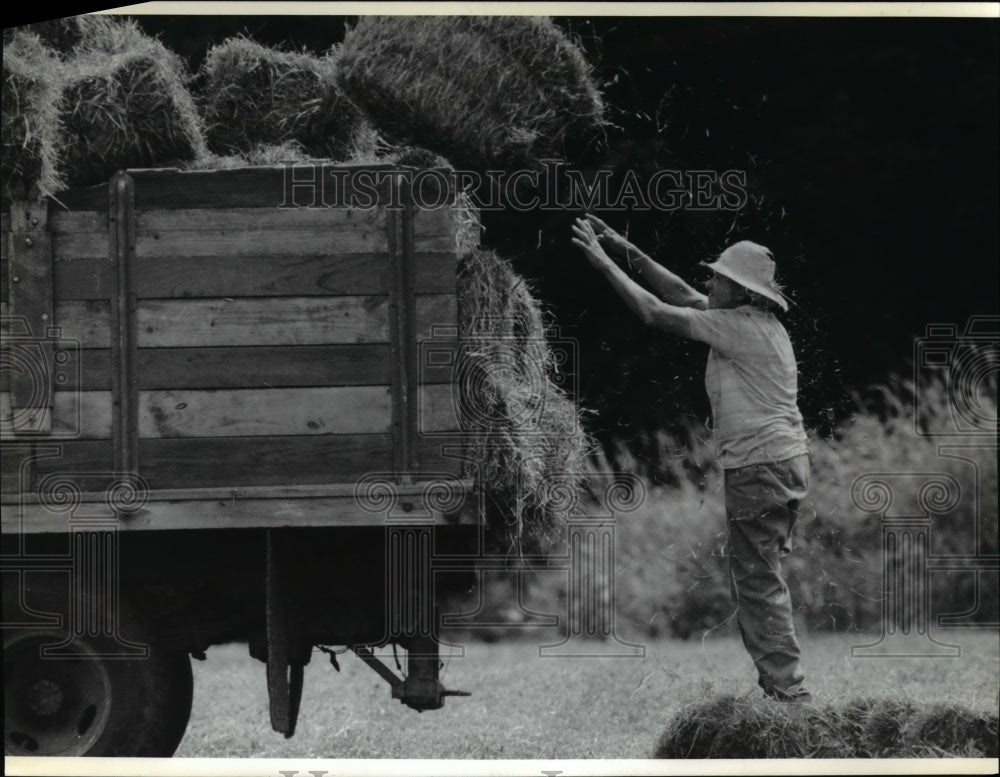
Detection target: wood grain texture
<box><xmin>138</xmin><ymin>434</ymin><xmax>397</xmax><ymax>488</ymax></box>
<box><xmin>135</xmin><ymin>208</ymin><xmax>388</xmax><ymax>258</ymax></box>
<box><xmin>54</xmin><ymin>296</ymin><xmax>456</xmax><ymax>348</ymax></box>
<box><xmin>139</xmin><ymin>386</ymin><xmax>395</xmax><ymax>437</ymax></box>
<box><xmin>137</xmin><ymin>296</ymin><xmax>391</xmax><ymax>347</ymax></box>
<box><xmin>67</xmin><ymin>345</ymin><xmax>399</xmax><ymax>390</ymax></box>
<box><xmin>26</xmin><ymin>435</ymin><xmax>464</xmax><ymax>487</ymax></box>
<box><xmin>0</xmin><ymin>390</ymin><xmax>110</xmax><ymax>439</ymax></box>
<box><xmin>52</xmin><ymin>252</ymin><xmax>459</xmax><ymax>300</ymax></box>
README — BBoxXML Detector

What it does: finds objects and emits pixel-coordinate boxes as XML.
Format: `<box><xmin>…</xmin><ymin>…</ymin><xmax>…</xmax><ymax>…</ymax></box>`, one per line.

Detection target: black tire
<box><xmin>3</xmin><ymin>576</ymin><xmax>193</xmax><ymax>757</ymax></box>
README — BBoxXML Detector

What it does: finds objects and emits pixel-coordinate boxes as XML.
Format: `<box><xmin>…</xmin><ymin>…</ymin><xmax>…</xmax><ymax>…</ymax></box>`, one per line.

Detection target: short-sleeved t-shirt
<box><xmin>678</xmin><ymin>305</ymin><xmax>809</xmax><ymax>469</ymax></box>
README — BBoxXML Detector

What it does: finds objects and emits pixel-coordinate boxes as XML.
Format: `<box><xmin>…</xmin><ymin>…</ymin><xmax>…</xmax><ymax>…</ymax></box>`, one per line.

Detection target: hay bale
<box><xmin>198</xmin><ymin>36</ymin><xmax>367</xmax><ymax>161</ymax></box>
<box><xmin>457</xmin><ymin>249</ymin><xmax>590</xmax><ymax>556</ymax></box>
<box><xmin>2</xmin><ymin>33</ymin><xmax>65</xmax><ymax>199</ymax></box>
<box><xmin>653</xmin><ymin>694</ymin><xmax>850</xmax><ymax>758</ymax></box>
<box><xmin>55</xmin><ymin>16</ymin><xmax>207</xmax><ymax>188</ymax></box>
<box><xmin>903</xmin><ymin>703</ymin><xmax>999</xmax><ymax>757</ymax></box>
<box><xmin>2</xmin><ymin>18</ymin><xmax>83</xmax><ymax>54</ymax></box>
<box><xmin>334</xmin><ymin>16</ymin><xmax>605</xmax><ymax>170</ymax></box>
<box><xmin>655</xmin><ymin>694</ymin><xmax>999</xmax><ymax>758</ymax></box>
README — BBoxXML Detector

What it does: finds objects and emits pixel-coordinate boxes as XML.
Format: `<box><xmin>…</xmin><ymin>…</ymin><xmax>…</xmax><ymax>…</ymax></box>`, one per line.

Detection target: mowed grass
<box><xmin>175</xmin><ymin>630</ymin><xmax>999</xmax><ymax>758</ymax></box>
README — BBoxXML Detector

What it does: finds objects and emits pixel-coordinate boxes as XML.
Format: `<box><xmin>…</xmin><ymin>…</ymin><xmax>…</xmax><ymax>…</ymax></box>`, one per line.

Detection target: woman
<box><xmin>572</xmin><ymin>214</ymin><xmax>813</xmax><ymax>704</ymax></box>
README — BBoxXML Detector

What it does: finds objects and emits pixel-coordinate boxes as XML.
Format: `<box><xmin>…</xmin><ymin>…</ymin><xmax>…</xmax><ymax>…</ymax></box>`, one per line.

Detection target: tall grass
<box><xmin>603</xmin><ymin>371</ymin><xmax>998</xmax><ymax>638</ymax></box>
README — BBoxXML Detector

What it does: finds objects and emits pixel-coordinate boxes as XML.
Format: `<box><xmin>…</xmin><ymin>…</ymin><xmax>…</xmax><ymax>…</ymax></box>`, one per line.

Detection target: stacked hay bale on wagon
<box><xmin>197</xmin><ymin>35</ymin><xmax>372</xmax><ymax>163</ymax></box>
<box><xmin>2</xmin><ymin>16</ymin><xmax>207</xmax><ymax>196</ymax></box>
<box><xmin>2</xmin><ymin>34</ymin><xmax>66</xmax><ymax>199</ymax></box>
<box><xmin>334</xmin><ymin>15</ymin><xmax>606</xmax><ymax>170</ymax></box>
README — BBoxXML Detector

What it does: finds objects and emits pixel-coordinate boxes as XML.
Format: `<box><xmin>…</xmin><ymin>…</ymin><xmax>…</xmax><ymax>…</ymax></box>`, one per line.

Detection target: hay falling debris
<box><xmin>335</xmin><ymin>16</ymin><xmax>606</xmax><ymax>170</ymax></box>
<box><xmin>198</xmin><ymin>36</ymin><xmax>367</xmax><ymax>161</ymax></box>
<box><xmin>654</xmin><ymin>694</ymin><xmax>999</xmax><ymax>758</ymax></box>
<box><xmin>457</xmin><ymin>249</ymin><xmax>591</xmax><ymax>556</ymax></box>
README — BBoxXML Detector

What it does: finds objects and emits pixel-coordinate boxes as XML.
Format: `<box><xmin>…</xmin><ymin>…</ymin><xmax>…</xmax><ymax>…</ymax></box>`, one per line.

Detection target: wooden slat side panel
<box><xmin>139</xmin><ymin>386</ymin><xmax>393</xmax><ymax>438</ymax></box>
<box><xmin>54</xmin><ymin>252</ymin><xmax>459</xmax><ymax>300</ymax></box>
<box><xmin>1</xmin><ymin>445</ymin><xmax>34</xmax><ymax>495</ymax></box>
<box><xmin>135</xmin><ymin>209</ymin><xmax>388</xmax><ymax>259</ymax></box>
<box><xmin>55</xmin><ymin>301</ymin><xmax>111</xmax><ymax>347</ymax></box>
<box><xmin>138</xmin><ymin>434</ymin><xmax>395</xmax><ymax>489</ymax></box>
<box><xmin>139</xmin><ymin>297</ymin><xmax>390</xmax><ymax>347</ymax></box>
<box><xmin>23</xmin><ymin>436</ymin><xmax>464</xmax><ymax>495</ymax></box>
<box><xmin>65</xmin><ymin>345</ymin><xmax>397</xmax><ymax>390</ymax></box>
<box><xmin>50</xmin><ymin>210</ymin><xmax>108</xmax><ymax>260</ymax></box>
<box><xmin>3</xmin><ymin>386</ymin><xmax>408</xmax><ymax>439</ymax></box>
<box><xmin>415</xmin><ymin>295</ymin><xmax>459</xmax><ymax>342</ymax></box>
<box><xmin>419</xmin><ymin>384</ymin><xmax>461</xmax><ymax>433</ymax></box>
<box><xmin>0</xmin><ymin>391</ymin><xmax>109</xmax><ymax>440</ymax></box>
<box><xmin>55</xmin><ymin>297</ymin><xmax>392</xmax><ymax>348</ymax></box>
<box><xmin>414</xmin><ymin>252</ymin><xmax>459</xmax><ymax>294</ymax></box>
<box><xmin>412</xmin><ymin>205</ymin><xmax>457</xmax><ymax>238</ymax></box>
<box><xmin>137</xmin><ymin>254</ymin><xmax>388</xmax><ymax>298</ymax></box>
<box><xmin>30</xmin><ymin>441</ymin><xmax>114</xmax><ymax>491</ymax></box>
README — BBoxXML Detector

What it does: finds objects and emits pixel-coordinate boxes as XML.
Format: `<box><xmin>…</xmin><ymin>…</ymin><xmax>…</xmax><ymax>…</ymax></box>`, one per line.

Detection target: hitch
<box><xmin>352</xmin><ymin>637</ymin><xmax>470</xmax><ymax>711</ymax></box>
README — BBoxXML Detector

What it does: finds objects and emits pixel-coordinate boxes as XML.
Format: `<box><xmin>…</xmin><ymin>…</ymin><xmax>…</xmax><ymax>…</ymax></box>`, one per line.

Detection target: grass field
<box><xmin>175</xmin><ymin>630</ymin><xmax>999</xmax><ymax>758</ymax></box>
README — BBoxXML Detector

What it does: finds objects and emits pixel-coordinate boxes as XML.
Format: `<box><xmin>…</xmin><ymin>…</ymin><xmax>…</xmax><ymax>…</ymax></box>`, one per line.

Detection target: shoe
<box><xmin>763</xmin><ymin>685</ymin><xmax>814</xmax><ymax>705</ymax></box>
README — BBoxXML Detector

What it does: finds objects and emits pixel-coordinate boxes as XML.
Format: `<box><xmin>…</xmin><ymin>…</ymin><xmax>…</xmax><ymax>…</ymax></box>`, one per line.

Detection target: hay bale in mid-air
<box><xmin>198</xmin><ymin>36</ymin><xmax>367</xmax><ymax>161</ymax></box>
<box><xmin>456</xmin><ymin>249</ymin><xmax>591</xmax><ymax>556</ymax></box>
<box><xmin>335</xmin><ymin>15</ymin><xmax>605</xmax><ymax>170</ymax></box>
<box><xmin>56</xmin><ymin>16</ymin><xmax>207</xmax><ymax>188</ymax></box>
<box><xmin>2</xmin><ymin>33</ymin><xmax>66</xmax><ymax>199</ymax></box>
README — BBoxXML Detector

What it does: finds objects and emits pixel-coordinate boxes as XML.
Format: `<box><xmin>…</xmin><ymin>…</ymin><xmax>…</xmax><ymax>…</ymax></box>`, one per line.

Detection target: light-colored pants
<box><xmin>724</xmin><ymin>454</ymin><xmax>810</xmax><ymax>694</ymax></box>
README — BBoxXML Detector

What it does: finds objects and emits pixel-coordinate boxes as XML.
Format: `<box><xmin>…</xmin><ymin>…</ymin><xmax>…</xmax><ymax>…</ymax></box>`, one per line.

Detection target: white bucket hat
<box><xmin>702</xmin><ymin>240</ymin><xmax>791</xmax><ymax>311</ymax></box>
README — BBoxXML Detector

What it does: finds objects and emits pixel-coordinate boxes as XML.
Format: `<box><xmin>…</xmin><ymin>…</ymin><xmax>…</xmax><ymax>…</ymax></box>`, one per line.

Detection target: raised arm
<box><xmin>572</xmin><ymin>217</ymin><xmax>693</xmax><ymax>337</ymax></box>
<box><xmin>586</xmin><ymin>214</ymin><xmax>707</xmax><ymax>310</ymax></box>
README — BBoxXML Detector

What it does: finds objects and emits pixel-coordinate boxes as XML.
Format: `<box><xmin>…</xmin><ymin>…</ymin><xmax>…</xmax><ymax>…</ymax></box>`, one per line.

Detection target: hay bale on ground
<box><xmin>55</xmin><ymin>16</ymin><xmax>207</xmax><ymax>188</ymax></box>
<box><xmin>2</xmin><ymin>33</ymin><xmax>65</xmax><ymax>199</ymax></box>
<box><xmin>653</xmin><ymin>694</ymin><xmax>849</xmax><ymax>758</ymax></box>
<box><xmin>198</xmin><ymin>36</ymin><xmax>367</xmax><ymax>161</ymax></box>
<box><xmin>903</xmin><ymin>703</ymin><xmax>999</xmax><ymax>756</ymax></box>
<box><xmin>457</xmin><ymin>249</ymin><xmax>591</xmax><ymax>556</ymax></box>
<box><xmin>335</xmin><ymin>16</ymin><xmax>605</xmax><ymax>170</ymax></box>
<box><xmin>655</xmin><ymin>694</ymin><xmax>999</xmax><ymax>758</ymax></box>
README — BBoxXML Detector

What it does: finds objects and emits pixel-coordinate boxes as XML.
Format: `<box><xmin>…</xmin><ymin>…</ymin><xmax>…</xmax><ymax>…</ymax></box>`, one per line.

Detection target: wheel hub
<box><xmin>4</xmin><ymin>632</ymin><xmax>113</xmax><ymax>756</ymax></box>
<box><xmin>28</xmin><ymin>679</ymin><xmax>65</xmax><ymax>717</ymax></box>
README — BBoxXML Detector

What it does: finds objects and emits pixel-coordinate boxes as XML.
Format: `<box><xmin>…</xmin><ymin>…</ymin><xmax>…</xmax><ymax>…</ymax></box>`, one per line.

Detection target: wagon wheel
<box><xmin>266</xmin><ymin>530</ymin><xmax>305</xmax><ymax>738</ymax></box>
<box><xmin>3</xmin><ymin>575</ymin><xmax>192</xmax><ymax>757</ymax></box>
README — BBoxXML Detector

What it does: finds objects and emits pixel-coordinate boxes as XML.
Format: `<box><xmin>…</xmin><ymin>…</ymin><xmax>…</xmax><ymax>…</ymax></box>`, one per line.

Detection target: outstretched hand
<box><xmin>572</xmin><ymin>217</ymin><xmax>614</xmax><ymax>270</ymax></box>
<box><xmin>585</xmin><ymin>214</ymin><xmax>629</xmax><ymax>255</ymax></box>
